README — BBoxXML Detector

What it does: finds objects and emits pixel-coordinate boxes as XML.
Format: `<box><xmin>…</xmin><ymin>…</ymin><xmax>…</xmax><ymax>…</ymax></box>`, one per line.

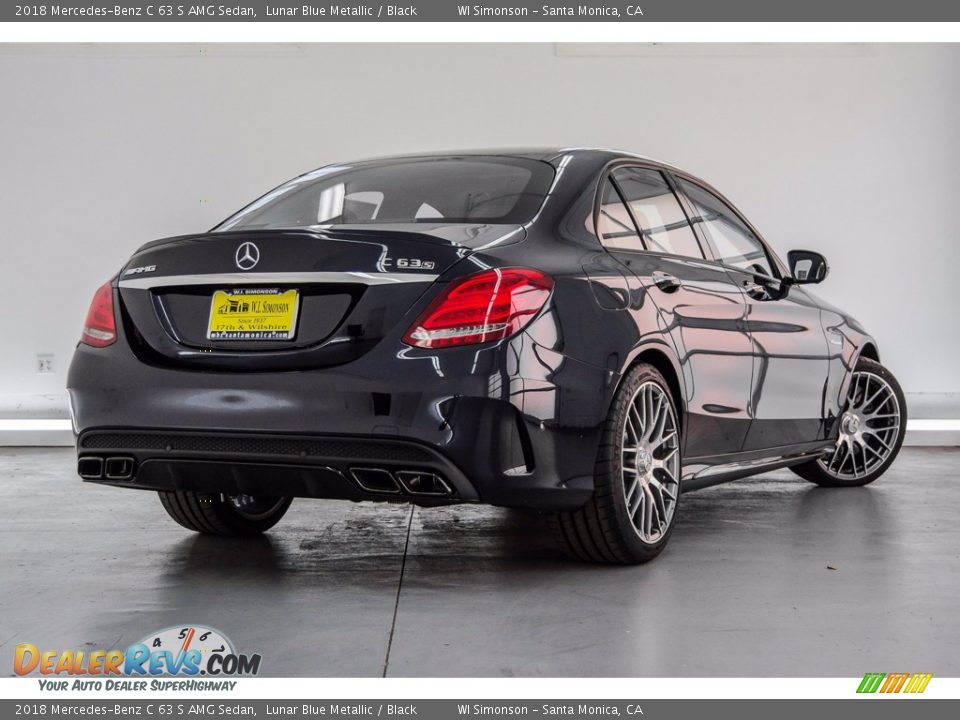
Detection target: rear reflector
<box><xmin>402</xmin><ymin>268</ymin><xmax>553</xmax><ymax>348</ymax></box>
<box><xmin>81</xmin><ymin>281</ymin><xmax>117</xmax><ymax>348</ymax></box>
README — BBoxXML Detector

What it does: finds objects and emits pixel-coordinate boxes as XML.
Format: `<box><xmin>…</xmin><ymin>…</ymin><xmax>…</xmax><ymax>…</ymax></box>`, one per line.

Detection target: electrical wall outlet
<box><xmin>37</xmin><ymin>354</ymin><xmax>55</xmax><ymax>373</ymax></box>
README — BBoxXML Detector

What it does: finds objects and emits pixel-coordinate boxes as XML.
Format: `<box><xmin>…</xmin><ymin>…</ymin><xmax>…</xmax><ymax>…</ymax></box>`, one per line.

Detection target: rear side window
<box><xmin>596</xmin><ymin>179</ymin><xmax>643</xmax><ymax>251</ymax></box>
<box><xmin>676</xmin><ymin>178</ymin><xmax>776</xmax><ymax>278</ymax></box>
<box><xmin>216</xmin><ymin>157</ymin><xmax>556</xmax><ymax>230</ymax></box>
<box><xmin>611</xmin><ymin>168</ymin><xmax>704</xmax><ymax>259</ymax></box>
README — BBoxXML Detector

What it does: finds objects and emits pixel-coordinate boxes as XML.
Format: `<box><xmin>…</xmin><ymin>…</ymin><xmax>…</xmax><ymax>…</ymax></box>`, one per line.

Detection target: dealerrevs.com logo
<box><xmin>14</xmin><ymin>625</ymin><xmax>261</xmax><ymax>681</ymax></box>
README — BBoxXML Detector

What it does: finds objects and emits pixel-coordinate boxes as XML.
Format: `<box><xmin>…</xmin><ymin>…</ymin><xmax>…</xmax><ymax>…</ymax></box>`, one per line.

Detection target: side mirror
<box><xmin>787</xmin><ymin>249</ymin><xmax>829</xmax><ymax>284</ymax></box>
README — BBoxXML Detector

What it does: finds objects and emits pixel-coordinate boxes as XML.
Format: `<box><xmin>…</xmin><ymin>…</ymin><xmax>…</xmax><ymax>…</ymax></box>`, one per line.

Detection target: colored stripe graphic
<box><xmin>905</xmin><ymin>674</ymin><xmax>934</xmax><ymax>693</ymax></box>
<box><xmin>857</xmin><ymin>672</ymin><xmax>932</xmax><ymax>693</ymax></box>
<box><xmin>880</xmin><ymin>673</ymin><xmax>909</xmax><ymax>693</ymax></box>
<box><xmin>857</xmin><ymin>673</ymin><xmax>885</xmax><ymax>693</ymax></box>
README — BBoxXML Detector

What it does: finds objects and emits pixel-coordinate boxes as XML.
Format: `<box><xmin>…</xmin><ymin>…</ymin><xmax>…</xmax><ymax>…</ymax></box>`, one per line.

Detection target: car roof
<box><xmin>344</xmin><ymin>147</ymin><xmax>681</xmax><ymax>169</ymax></box>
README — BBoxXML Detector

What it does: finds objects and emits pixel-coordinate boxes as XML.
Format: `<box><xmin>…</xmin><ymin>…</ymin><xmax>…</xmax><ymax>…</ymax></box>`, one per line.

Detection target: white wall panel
<box><xmin>0</xmin><ymin>43</ymin><xmax>957</xmax><ymax>417</ymax></box>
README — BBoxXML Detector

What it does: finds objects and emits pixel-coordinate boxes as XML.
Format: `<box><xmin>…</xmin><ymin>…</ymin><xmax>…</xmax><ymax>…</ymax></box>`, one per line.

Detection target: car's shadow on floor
<box><xmin>161</xmin><ymin>533</ymin><xmax>292</xmax><ymax>580</ymax></box>
<box><xmin>677</xmin><ymin>478</ymin><xmax>890</xmax><ymax>532</ymax></box>
<box><xmin>156</xmin><ymin>475</ymin><xmax>896</xmax><ymax>588</ymax></box>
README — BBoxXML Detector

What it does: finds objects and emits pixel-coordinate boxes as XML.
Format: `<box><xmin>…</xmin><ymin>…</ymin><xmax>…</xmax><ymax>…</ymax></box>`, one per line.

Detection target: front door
<box><xmin>673</xmin><ymin>176</ymin><xmax>831</xmax><ymax>451</ymax></box>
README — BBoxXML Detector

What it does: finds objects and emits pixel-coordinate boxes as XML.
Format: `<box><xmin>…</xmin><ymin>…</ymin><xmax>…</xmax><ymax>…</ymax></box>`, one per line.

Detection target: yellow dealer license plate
<box><xmin>207</xmin><ymin>288</ymin><xmax>300</xmax><ymax>340</ymax></box>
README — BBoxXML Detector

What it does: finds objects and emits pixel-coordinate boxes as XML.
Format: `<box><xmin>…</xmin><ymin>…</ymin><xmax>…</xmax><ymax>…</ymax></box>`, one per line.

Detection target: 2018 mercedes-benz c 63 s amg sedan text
<box><xmin>68</xmin><ymin>149</ymin><xmax>907</xmax><ymax>563</ymax></box>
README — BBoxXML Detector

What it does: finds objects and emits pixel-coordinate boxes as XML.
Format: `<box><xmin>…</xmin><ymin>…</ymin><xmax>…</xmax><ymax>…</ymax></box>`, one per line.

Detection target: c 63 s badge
<box><xmin>14</xmin><ymin>624</ymin><xmax>262</xmax><ymax>677</ymax></box>
<box><xmin>396</xmin><ymin>258</ymin><xmax>435</xmax><ymax>269</ymax></box>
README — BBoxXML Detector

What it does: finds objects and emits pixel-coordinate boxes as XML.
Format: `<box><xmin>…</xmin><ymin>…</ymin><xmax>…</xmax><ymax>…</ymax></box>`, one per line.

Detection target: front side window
<box><xmin>612</xmin><ymin>168</ymin><xmax>704</xmax><ymax>259</ymax></box>
<box><xmin>216</xmin><ymin>157</ymin><xmax>556</xmax><ymax>231</ymax></box>
<box><xmin>676</xmin><ymin>178</ymin><xmax>776</xmax><ymax>278</ymax></box>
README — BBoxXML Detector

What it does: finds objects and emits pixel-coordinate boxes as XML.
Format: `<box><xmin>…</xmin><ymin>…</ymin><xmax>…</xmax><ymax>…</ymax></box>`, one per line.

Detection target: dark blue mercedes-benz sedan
<box><xmin>68</xmin><ymin>149</ymin><xmax>906</xmax><ymax>563</ymax></box>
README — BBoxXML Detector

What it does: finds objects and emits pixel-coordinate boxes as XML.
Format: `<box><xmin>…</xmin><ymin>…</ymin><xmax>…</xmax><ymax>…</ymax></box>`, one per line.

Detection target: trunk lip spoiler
<box><xmin>118</xmin><ymin>271</ymin><xmax>439</xmax><ymax>290</ymax></box>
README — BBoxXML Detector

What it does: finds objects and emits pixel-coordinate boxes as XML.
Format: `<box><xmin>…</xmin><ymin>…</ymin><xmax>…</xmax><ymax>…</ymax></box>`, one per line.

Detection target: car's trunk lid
<box><xmin>117</xmin><ymin>224</ymin><xmax>522</xmax><ymax>370</ymax></box>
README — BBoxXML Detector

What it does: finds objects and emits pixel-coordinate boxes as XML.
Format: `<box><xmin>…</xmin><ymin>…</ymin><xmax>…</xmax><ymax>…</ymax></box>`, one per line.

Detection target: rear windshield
<box><xmin>215</xmin><ymin>157</ymin><xmax>555</xmax><ymax>231</ymax></box>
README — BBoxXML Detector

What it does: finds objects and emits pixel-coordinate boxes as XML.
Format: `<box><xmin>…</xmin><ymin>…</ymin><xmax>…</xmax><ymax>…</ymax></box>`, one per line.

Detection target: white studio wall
<box><xmin>0</xmin><ymin>42</ymin><xmax>958</xmax><ymax>423</ymax></box>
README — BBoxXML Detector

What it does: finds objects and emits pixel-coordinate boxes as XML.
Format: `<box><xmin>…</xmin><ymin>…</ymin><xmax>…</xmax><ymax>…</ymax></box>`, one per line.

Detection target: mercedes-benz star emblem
<box><xmin>235</xmin><ymin>242</ymin><xmax>260</xmax><ymax>271</ymax></box>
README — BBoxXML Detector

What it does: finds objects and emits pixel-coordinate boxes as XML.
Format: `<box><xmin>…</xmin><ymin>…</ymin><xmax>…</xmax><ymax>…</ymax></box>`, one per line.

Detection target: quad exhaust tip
<box><xmin>77</xmin><ymin>456</ymin><xmax>104</xmax><ymax>480</ymax></box>
<box><xmin>350</xmin><ymin>467</ymin><xmax>402</xmax><ymax>494</ymax></box>
<box><xmin>104</xmin><ymin>456</ymin><xmax>135</xmax><ymax>480</ymax></box>
<box><xmin>350</xmin><ymin>467</ymin><xmax>453</xmax><ymax>497</ymax></box>
<box><xmin>78</xmin><ymin>456</ymin><xmax>135</xmax><ymax>481</ymax></box>
<box><xmin>395</xmin><ymin>470</ymin><xmax>453</xmax><ymax>497</ymax></box>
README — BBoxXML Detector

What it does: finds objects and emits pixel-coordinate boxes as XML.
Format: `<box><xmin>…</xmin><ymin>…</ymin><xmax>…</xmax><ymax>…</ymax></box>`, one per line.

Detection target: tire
<box><xmin>550</xmin><ymin>363</ymin><xmax>682</xmax><ymax>564</ymax></box>
<box><xmin>158</xmin><ymin>491</ymin><xmax>292</xmax><ymax>536</ymax></box>
<box><xmin>791</xmin><ymin>357</ymin><xmax>907</xmax><ymax>487</ymax></box>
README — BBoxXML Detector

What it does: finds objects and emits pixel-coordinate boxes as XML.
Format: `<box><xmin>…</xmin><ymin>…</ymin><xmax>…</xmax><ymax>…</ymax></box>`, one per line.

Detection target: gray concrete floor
<box><xmin>1</xmin><ymin>447</ymin><xmax>958</xmax><ymax>677</ymax></box>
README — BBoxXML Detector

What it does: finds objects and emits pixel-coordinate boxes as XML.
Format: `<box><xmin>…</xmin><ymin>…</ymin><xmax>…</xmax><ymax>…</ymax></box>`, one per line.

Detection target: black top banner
<box><xmin>5</xmin><ymin>0</ymin><xmax>960</xmax><ymax>22</ymax></box>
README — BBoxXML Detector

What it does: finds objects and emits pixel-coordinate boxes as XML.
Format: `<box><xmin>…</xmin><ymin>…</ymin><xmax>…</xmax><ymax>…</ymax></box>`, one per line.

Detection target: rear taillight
<box><xmin>81</xmin><ymin>281</ymin><xmax>117</xmax><ymax>348</ymax></box>
<box><xmin>403</xmin><ymin>268</ymin><xmax>554</xmax><ymax>349</ymax></box>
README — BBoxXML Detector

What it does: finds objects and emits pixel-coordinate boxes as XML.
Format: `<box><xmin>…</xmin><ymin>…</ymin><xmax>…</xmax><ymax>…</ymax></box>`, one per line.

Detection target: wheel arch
<box><xmin>619</xmin><ymin>345</ymin><xmax>687</xmax><ymax>436</ymax></box>
<box><xmin>856</xmin><ymin>341</ymin><xmax>880</xmax><ymax>363</ymax></box>
<box><xmin>836</xmin><ymin>337</ymin><xmax>881</xmax><ymax>417</ymax></box>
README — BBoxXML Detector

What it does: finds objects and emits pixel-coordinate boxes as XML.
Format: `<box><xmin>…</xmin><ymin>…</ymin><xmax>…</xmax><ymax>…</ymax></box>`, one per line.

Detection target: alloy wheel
<box><xmin>818</xmin><ymin>370</ymin><xmax>901</xmax><ymax>480</ymax></box>
<box><xmin>621</xmin><ymin>381</ymin><xmax>681</xmax><ymax>544</ymax></box>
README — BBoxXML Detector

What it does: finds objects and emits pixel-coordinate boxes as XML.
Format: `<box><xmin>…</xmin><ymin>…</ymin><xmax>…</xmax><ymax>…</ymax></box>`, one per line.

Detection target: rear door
<box><xmin>599</xmin><ymin>166</ymin><xmax>754</xmax><ymax>459</ymax></box>
<box><xmin>673</xmin><ymin>176</ymin><xmax>831</xmax><ymax>450</ymax></box>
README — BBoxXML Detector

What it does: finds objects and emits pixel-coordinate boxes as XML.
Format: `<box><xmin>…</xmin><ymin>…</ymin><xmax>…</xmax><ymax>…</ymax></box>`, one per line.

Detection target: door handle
<box><xmin>652</xmin><ymin>271</ymin><xmax>682</xmax><ymax>292</ymax></box>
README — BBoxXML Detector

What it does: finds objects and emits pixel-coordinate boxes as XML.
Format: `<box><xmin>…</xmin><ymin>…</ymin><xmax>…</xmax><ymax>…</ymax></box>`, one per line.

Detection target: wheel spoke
<box><xmin>850</xmin><ymin>374</ymin><xmax>865</xmax><ymax>408</ymax></box>
<box><xmin>627</xmin><ymin>405</ymin><xmax>643</xmax><ymax>442</ymax></box>
<box><xmin>658</xmin><ymin>445</ymin><xmax>679</xmax><ymax>464</ymax></box>
<box><xmin>657</xmin><ymin>461</ymin><xmax>677</xmax><ymax>481</ymax></box>
<box><xmin>641</xmin><ymin>386</ymin><xmax>653</xmax><ymax>432</ymax></box>
<box><xmin>647</xmin><ymin>394</ymin><xmax>665</xmax><ymax>442</ymax></box>
<box><xmin>655</xmin><ymin>469</ymin><xmax>679</xmax><ymax>500</ymax></box>
<box><xmin>624</xmin><ymin>413</ymin><xmax>639</xmax><ymax>444</ymax></box>
<box><xmin>863</xmin><ymin>442</ymin><xmax>884</xmax><ymax>464</ymax></box>
<box><xmin>642</xmin><ymin>485</ymin><xmax>655</xmax><ymax>537</ymax></box>
<box><xmin>827</xmin><ymin>443</ymin><xmax>843</xmax><ymax>471</ymax></box>
<box><xmin>838</xmin><ymin>440</ymin><xmax>853</xmax><ymax>474</ymax></box>
<box><xmin>865</xmin><ymin>421</ymin><xmax>899</xmax><ymax>434</ymax></box>
<box><xmin>630</xmin><ymin>487</ymin><xmax>645</xmax><ymax>522</ymax></box>
<box><xmin>627</xmin><ymin>478</ymin><xmax>643</xmax><ymax>517</ymax></box>
<box><xmin>862</xmin><ymin>384</ymin><xmax>887</xmax><ymax>410</ymax></box>
<box><xmin>650</xmin><ymin>395</ymin><xmax>669</xmax><ymax>446</ymax></box>
<box><xmin>869</xmin><ymin>433</ymin><xmax>894</xmax><ymax>453</ymax></box>
<box><xmin>649</xmin><ymin>480</ymin><xmax>666</xmax><ymax>525</ymax></box>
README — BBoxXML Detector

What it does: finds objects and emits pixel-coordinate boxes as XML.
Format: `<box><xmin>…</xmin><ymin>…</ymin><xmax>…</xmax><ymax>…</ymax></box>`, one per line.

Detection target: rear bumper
<box><xmin>76</xmin><ymin>429</ymin><xmax>477</xmax><ymax>506</ymax></box>
<box><xmin>67</xmin><ymin>330</ymin><xmax>612</xmax><ymax>510</ymax></box>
